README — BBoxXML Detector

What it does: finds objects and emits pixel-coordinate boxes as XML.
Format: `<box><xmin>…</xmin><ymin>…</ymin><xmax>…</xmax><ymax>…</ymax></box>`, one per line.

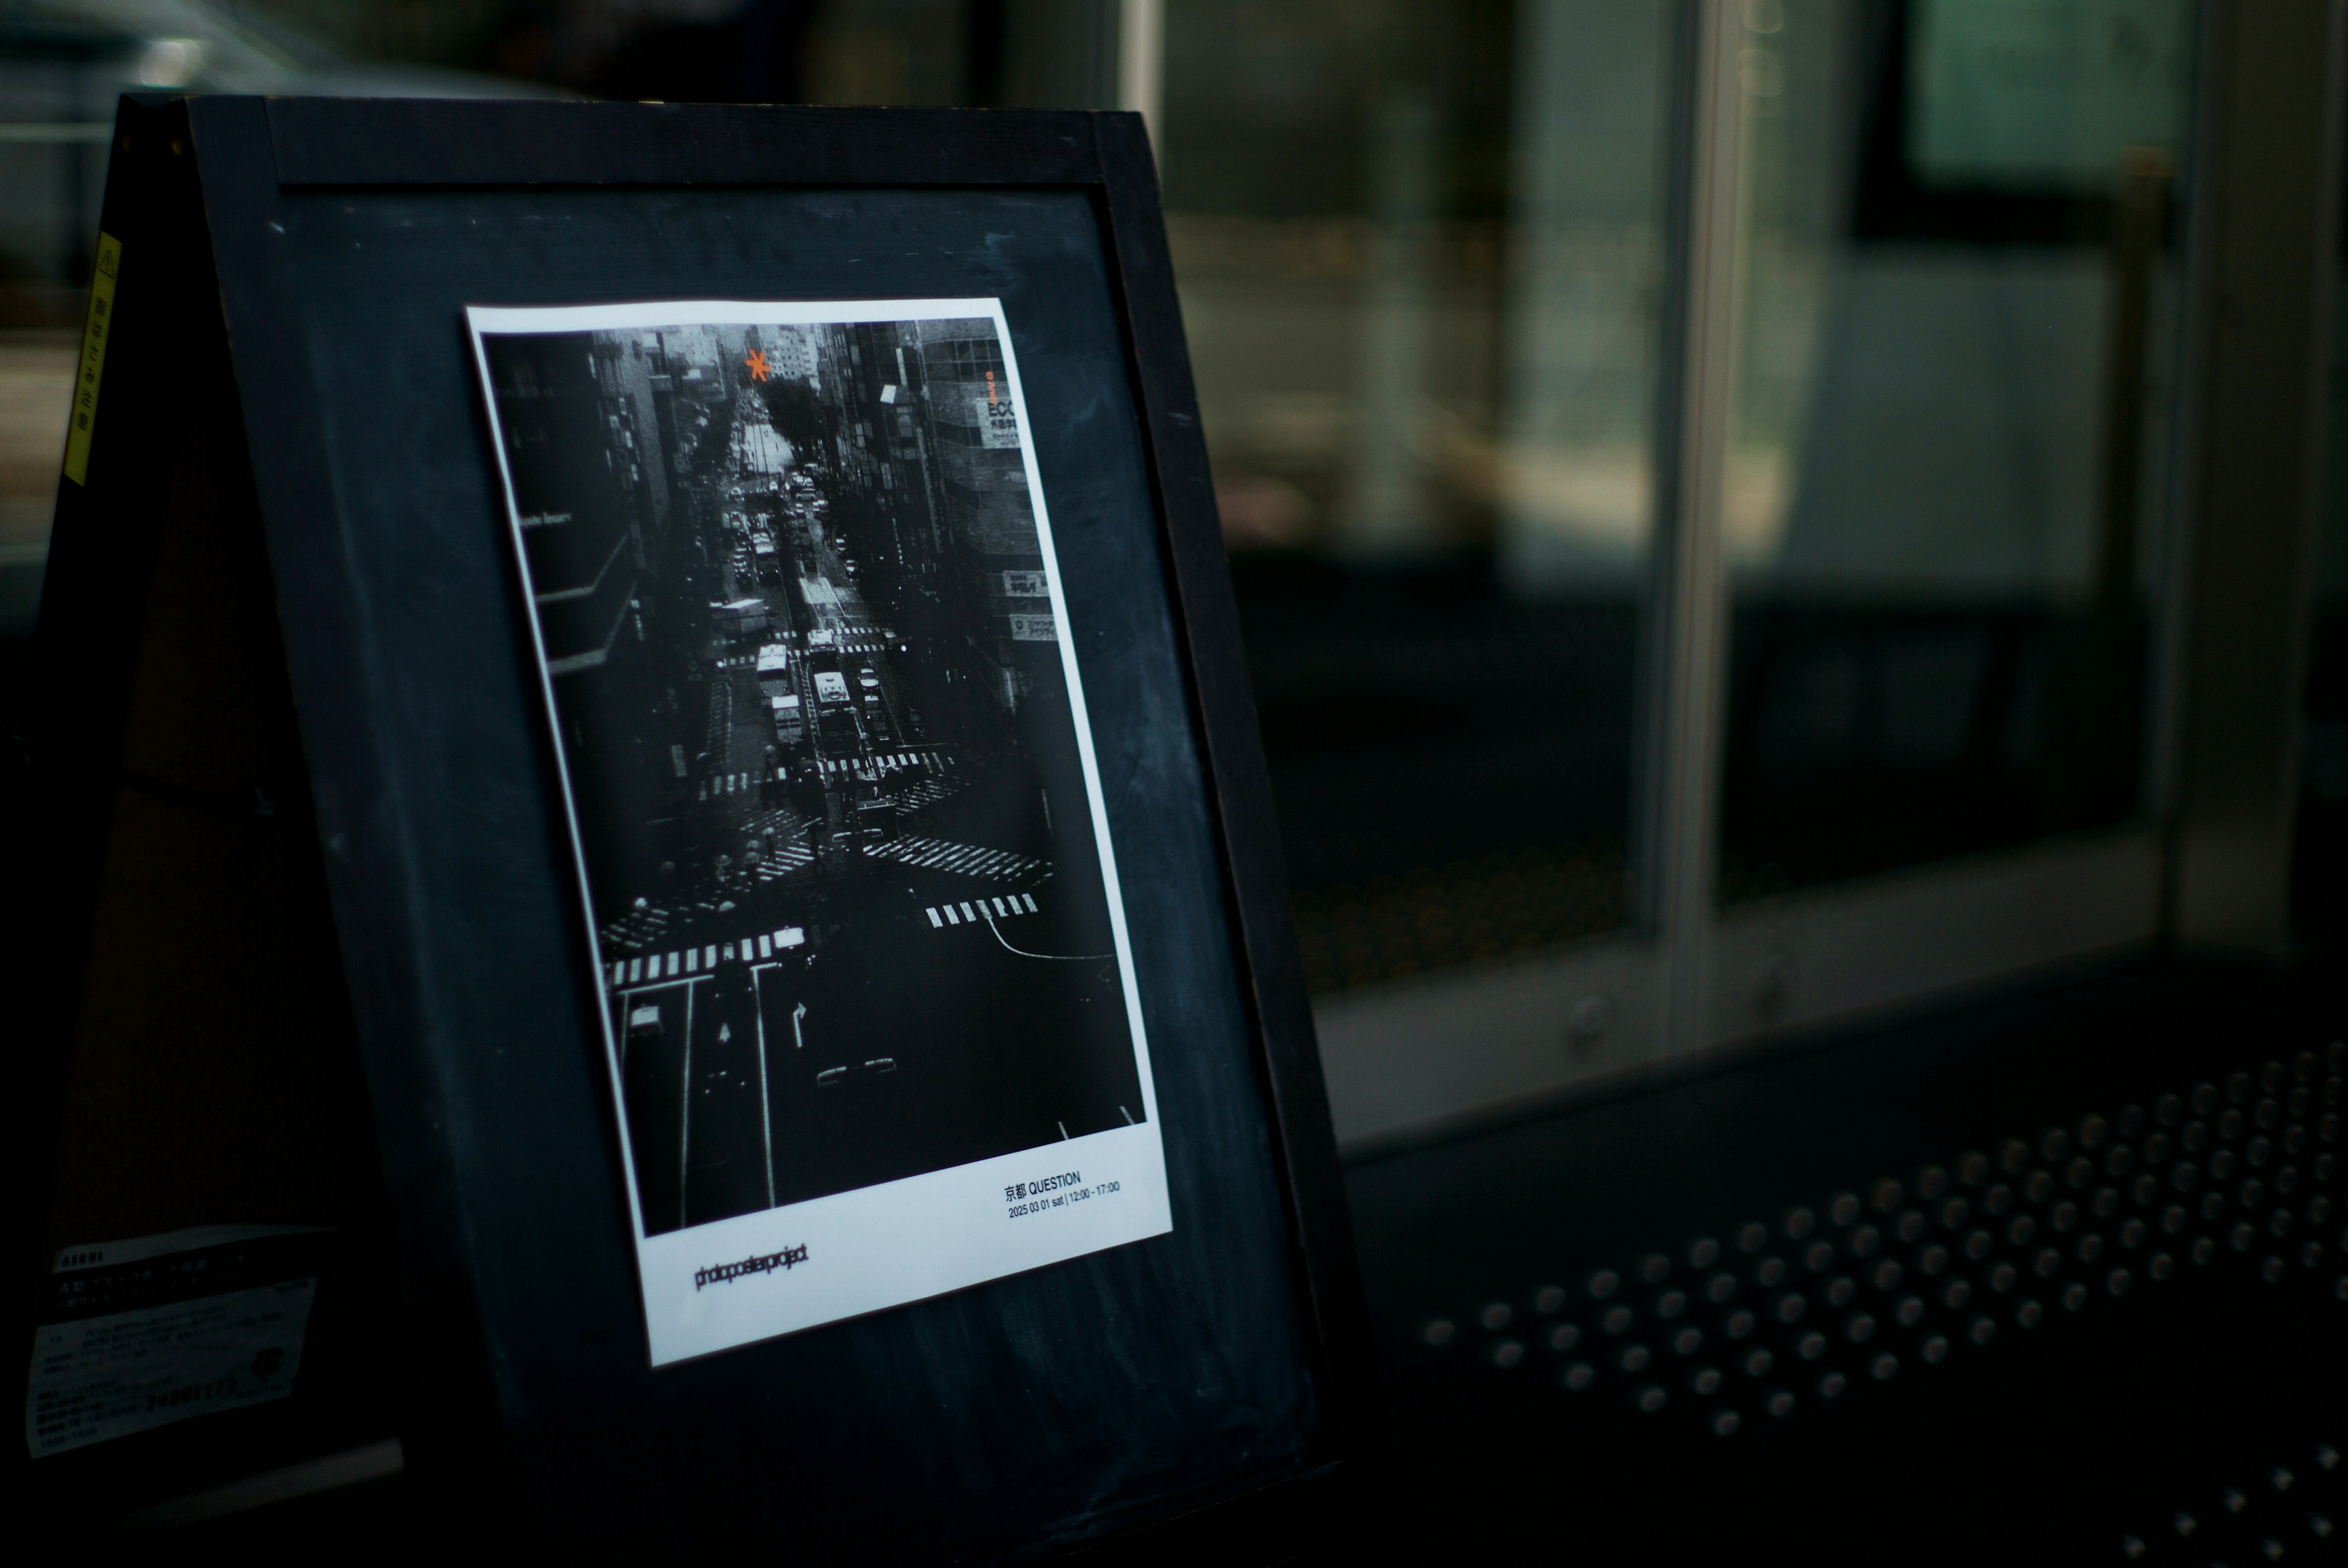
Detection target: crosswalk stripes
<box><xmin>925</xmin><ymin>892</ymin><xmax>1041</xmax><ymax>929</ymax></box>
<box><xmin>892</xmin><ymin>777</ymin><xmax>959</xmax><ymax>812</ymax></box>
<box><xmin>817</xmin><ymin>749</ymin><xmax>950</xmax><ymax>780</ymax></box>
<box><xmin>698</xmin><ymin>765</ymin><xmax>794</xmax><ymax>799</ymax></box>
<box><xmin>751</xmin><ymin>841</ymin><xmax>815</xmax><ymax>882</ymax></box>
<box><xmin>864</xmin><ymin>834</ymin><xmax>1048</xmax><ymax>883</ymax></box>
<box><xmin>608</xmin><ymin>924</ymin><xmax>810</xmax><ymax>990</ymax></box>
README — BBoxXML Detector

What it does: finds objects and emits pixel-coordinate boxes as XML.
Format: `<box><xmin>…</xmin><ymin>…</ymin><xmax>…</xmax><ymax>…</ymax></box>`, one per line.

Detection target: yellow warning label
<box><xmin>62</xmin><ymin>232</ymin><xmax>121</xmax><ymax>487</ymax></box>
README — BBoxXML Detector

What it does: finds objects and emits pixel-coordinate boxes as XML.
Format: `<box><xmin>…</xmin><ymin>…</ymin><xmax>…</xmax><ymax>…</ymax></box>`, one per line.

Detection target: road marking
<box><xmin>678</xmin><ymin>980</ymin><xmax>696</xmax><ymax>1228</ymax></box>
<box><xmin>960</xmin><ymin>902</ymin><xmax>977</xmax><ymax>922</ymax></box>
<box><xmin>920</xmin><ymin>897</ymin><xmax>1032</xmax><ymax>932</ymax></box>
<box><xmin>865</xmin><ymin>835</ymin><xmax>1049</xmax><ymax>883</ymax></box>
<box><xmin>750</xmin><ymin>970</ymin><xmax>775</xmax><ymax>1206</ymax></box>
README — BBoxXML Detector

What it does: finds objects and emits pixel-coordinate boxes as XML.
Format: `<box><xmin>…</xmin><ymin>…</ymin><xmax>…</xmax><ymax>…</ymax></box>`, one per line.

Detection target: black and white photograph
<box><xmin>468</xmin><ymin>299</ymin><xmax>1170</xmax><ymax>1363</ymax></box>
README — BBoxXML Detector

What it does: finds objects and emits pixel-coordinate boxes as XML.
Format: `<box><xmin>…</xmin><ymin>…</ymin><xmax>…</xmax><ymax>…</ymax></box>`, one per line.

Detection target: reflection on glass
<box><xmin>1719</xmin><ymin>0</ymin><xmax>2193</xmax><ymax>901</ymax></box>
<box><xmin>0</xmin><ymin>14</ymin><xmax>136</xmax><ymax>723</ymax></box>
<box><xmin>1166</xmin><ymin>0</ymin><xmax>1670</xmax><ymax>992</ymax></box>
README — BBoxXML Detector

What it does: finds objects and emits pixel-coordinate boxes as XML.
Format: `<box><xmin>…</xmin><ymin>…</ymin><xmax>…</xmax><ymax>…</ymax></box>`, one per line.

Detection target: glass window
<box><xmin>1718</xmin><ymin>0</ymin><xmax>2195</xmax><ymax>902</ymax></box>
<box><xmin>1</xmin><ymin>13</ymin><xmax>132</xmax><ymax>723</ymax></box>
<box><xmin>34</xmin><ymin>0</ymin><xmax>2207</xmax><ymax>984</ymax></box>
<box><xmin>0</xmin><ymin>1</ymin><xmax>1678</xmax><ymax>1002</ymax></box>
<box><xmin>1165</xmin><ymin>0</ymin><xmax>1674</xmax><ymax>992</ymax></box>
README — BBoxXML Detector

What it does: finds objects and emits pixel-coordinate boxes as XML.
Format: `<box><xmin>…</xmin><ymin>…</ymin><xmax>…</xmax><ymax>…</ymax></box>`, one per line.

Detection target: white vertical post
<box><xmin>1653</xmin><ymin>0</ymin><xmax>1748</xmax><ymax>1055</ymax></box>
<box><xmin>1118</xmin><ymin>0</ymin><xmax>1164</xmax><ymax>145</ymax></box>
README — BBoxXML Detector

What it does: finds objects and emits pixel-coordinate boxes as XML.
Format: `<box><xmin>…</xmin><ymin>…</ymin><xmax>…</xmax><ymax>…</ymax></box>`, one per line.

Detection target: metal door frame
<box><xmin>1314</xmin><ymin>0</ymin><xmax>2347</xmax><ymax>1154</ymax></box>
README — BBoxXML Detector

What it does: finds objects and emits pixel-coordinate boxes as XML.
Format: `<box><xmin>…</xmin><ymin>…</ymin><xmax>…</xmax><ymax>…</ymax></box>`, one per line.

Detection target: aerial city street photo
<box><xmin>471</xmin><ymin>303</ymin><xmax>1151</xmax><ymax>1245</ymax></box>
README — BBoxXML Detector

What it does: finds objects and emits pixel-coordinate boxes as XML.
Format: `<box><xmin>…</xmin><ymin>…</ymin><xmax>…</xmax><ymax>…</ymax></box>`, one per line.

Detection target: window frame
<box><xmin>1308</xmin><ymin>0</ymin><xmax>2340</xmax><ymax>1154</ymax></box>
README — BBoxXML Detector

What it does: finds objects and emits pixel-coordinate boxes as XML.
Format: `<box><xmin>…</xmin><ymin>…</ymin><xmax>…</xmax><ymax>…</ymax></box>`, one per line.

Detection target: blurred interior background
<box><xmin>14</xmin><ymin>7</ymin><xmax>2348</xmax><ymax>1557</ymax></box>
<box><xmin>2</xmin><ymin>0</ymin><xmax>2341</xmax><ymax>1140</ymax></box>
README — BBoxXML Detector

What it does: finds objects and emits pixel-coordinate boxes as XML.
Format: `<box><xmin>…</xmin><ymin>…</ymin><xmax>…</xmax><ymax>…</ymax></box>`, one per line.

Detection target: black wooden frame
<box><xmin>15</xmin><ymin>95</ymin><xmax>1392</xmax><ymax>1558</ymax></box>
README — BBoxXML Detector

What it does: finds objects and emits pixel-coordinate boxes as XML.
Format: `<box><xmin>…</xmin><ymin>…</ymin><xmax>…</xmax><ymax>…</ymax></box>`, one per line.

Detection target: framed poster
<box><xmin>468</xmin><ymin>300</ymin><xmax>1172</xmax><ymax>1361</ymax></box>
<box><xmin>13</xmin><ymin>95</ymin><xmax>1392</xmax><ymax>1559</ymax></box>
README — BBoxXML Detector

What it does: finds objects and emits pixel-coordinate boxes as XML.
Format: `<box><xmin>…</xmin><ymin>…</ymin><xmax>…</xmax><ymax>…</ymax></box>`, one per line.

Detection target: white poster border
<box><xmin>466</xmin><ymin>297</ymin><xmax>1170</xmax><ymax>1366</ymax></box>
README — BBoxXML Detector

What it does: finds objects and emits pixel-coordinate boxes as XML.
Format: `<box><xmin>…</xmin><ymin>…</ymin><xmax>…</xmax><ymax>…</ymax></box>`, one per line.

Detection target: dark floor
<box><xmin>75</xmin><ymin>956</ymin><xmax>2345</xmax><ymax>1564</ymax></box>
<box><xmin>1345</xmin><ymin>957</ymin><xmax>2348</xmax><ymax>1564</ymax></box>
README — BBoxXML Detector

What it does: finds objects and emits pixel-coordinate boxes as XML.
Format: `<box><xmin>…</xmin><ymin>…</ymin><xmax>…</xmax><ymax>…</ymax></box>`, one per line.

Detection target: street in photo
<box><xmin>469</xmin><ymin>299</ymin><xmax>1169</xmax><ymax>1360</ymax></box>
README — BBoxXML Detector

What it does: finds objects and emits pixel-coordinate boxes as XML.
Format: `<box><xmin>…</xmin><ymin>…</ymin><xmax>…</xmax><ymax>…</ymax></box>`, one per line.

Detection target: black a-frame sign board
<box><xmin>9</xmin><ymin>95</ymin><xmax>1390</xmax><ymax>1558</ymax></box>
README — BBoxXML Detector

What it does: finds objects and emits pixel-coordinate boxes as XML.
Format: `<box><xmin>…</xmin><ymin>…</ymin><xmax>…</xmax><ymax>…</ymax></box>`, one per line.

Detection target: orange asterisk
<box><xmin>744</xmin><ymin>349</ymin><xmax>771</xmax><ymax>382</ymax></box>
